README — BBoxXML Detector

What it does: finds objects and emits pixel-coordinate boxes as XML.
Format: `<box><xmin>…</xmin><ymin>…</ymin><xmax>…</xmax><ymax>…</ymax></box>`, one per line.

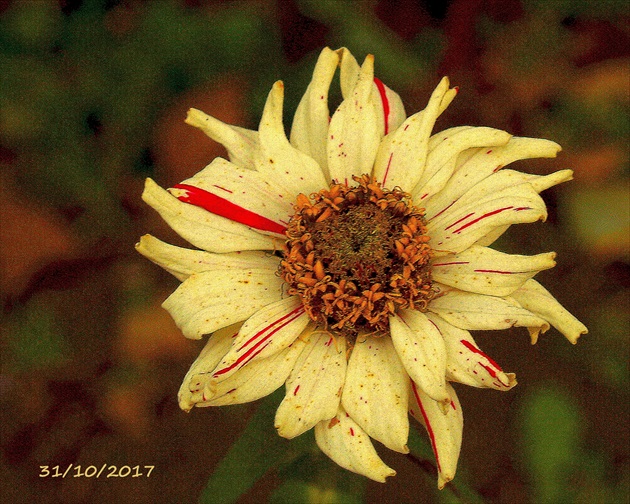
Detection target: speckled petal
<box><xmin>341</xmin><ymin>335</ymin><xmax>410</xmax><ymax>453</ymax></box>
<box><xmin>135</xmin><ymin>235</ymin><xmax>277</xmax><ymax>282</ymax></box>
<box><xmin>409</xmin><ymin>381</ymin><xmax>463</xmax><ymax>489</ymax></box>
<box><xmin>315</xmin><ymin>405</ymin><xmax>396</xmax><ymax>483</ymax></box>
<box><xmin>170</xmin><ymin>157</ymin><xmax>292</xmax><ymax>237</ymax></box>
<box><xmin>142</xmin><ymin>178</ymin><xmax>278</xmax><ymax>253</ymax></box>
<box><xmin>428</xmin><ymin>286</ymin><xmax>550</xmax><ymax>338</ymax></box>
<box><xmin>162</xmin><ymin>268</ymin><xmax>284</xmax><ymax>339</ymax></box>
<box><xmin>511</xmin><ymin>279</ymin><xmax>588</xmax><ymax>344</ymax></box>
<box><xmin>275</xmin><ymin>330</ymin><xmax>347</xmax><ymax>439</ymax></box>
<box><xmin>185</xmin><ymin>108</ymin><xmax>259</xmax><ymax>170</ymax></box>
<box><xmin>426</xmin><ymin>313</ymin><xmax>516</xmax><ymax>390</ymax></box>
<box><xmin>199</xmin><ymin>338</ymin><xmax>307</xmax><ymax>406</ymax></box>
<box><xmin>372</xmin><ymin>76</ymin><xmax>406</xmax><ymax>137</ymax></box>
<box><xmin>425</xmin><ymin>137</ymin><xmax>562</xmax><ymax>219</ymax></box>
<box><xmin>427</xmin><ymin>176</ymin><xmax>548</xmax><ymax>255</ymax></box>
<box><xmin>210</xmin><ymin>297</ymin><xmax>310</xmax><ymax>381</ymax></box>
<box><xmin>411</xmin><ymin>127</ymin><xmax>512</xmax><ymax>203</ymax></box>
<box><xmin>328</xmin><ymin>54</ymin><xmax>380</xmax><ymax>184</ymax></box>
<box><xmin>290</xmin><ymin>47</ymin><xmax>339</xmax><ymax>180</ymax></box>
<box><xmin>468</xmin><ymin>169</ymin><xmax>574</xmax><ymax>246</ymax></box>
<box><xmin>389</xmin><ymin>310</ymin><xmax>450</xmax><ymax>406</ymax></box>
<box><xmin>431</xmin><ymin>245</ymin><xmax>557</xmax><ymax>297</ymax></box>
<box><xmin>373</xmin><ymin>77</ymin><xmax>455</xmax><ymax>189</ymax></box>
<box><xmin>257</xmin><ymin>81</ymin><xmax>328</xmax><ymax>199</ymax></box>
<box><xmin>337</xmin><ymin>47</ymin><xmax>406</xmax><ymax>136</ymax></box>
<box><xmin>178</xmin><ymin>322</ymin><xmax>240</xmax><ymax>411</ymax></box>
<box><xmin>337</xmin><ymin>47</ymin><xmax>360</xmax><ymax>99</ymax></box>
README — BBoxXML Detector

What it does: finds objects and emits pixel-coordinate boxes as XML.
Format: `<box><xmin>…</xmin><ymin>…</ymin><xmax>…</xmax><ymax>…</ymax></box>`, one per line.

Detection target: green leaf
<box><xmin>271</xmin><ymin>451</ymin><xmax>366</xmax><ymax>504</ymax></box>
<box><xmin>271</xmin><ymin>479</ymin><xmax>362</xmax><ymax>504</ymax></box>
<box><xmin>199</xmin><ymin>390</ymin><xmax>310</xmax><ymax>504</ymax></box>
<box><xmin>519</xmin><ymin>385</ymin><xmax>583</xmax><ymax>504</ymax></box>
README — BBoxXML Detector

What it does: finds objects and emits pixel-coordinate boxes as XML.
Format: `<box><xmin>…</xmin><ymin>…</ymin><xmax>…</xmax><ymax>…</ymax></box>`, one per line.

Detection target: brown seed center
<box><xmin>280</xmin><ymin>174</ymin><xmax>434</xmax><ymax>339</ymax></box>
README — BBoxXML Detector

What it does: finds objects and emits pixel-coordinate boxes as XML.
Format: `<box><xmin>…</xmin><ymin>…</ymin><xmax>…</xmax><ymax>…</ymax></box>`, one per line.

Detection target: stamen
<box><xmin>280</xmin><ymin>175</ymin><xmax>434</xmax><ymax>340</ymax></box>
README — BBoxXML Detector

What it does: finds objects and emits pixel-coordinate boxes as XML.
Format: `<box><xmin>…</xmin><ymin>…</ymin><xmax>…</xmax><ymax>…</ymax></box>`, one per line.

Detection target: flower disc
<box><xmin>280</xmin><ymin>174</ymin><xmax>434</xmax><ymax>338</ymax></box>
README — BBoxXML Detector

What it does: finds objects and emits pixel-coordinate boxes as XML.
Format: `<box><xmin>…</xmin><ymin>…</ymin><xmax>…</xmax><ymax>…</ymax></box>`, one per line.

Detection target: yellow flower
<box><xmin>137</xmin><ymin>47</ymin><xmax>587</xmax><ymax>488</ymax></box>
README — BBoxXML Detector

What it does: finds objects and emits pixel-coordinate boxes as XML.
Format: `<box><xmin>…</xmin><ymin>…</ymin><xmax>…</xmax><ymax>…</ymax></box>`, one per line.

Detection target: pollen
<box><xmin>280</xmin><ymin>174</ymin><xmax>434</xmax><ymax>339</ymax></box>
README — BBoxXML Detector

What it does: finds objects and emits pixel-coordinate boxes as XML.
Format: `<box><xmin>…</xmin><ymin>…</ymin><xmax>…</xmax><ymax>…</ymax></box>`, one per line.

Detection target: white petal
<box><xmin>428</xmin><ymin>178</ymin><xmax>548</xmax><ymax>255</ymax></box>
<box><xmin>315</xmin><ymin>405</ymin><xmax>396</xmax><ymax>483</ymax></box>
<box><xmin>428</xmin><ymin>287</ymin><xmax>550</xmax><ymax>336</ymax></box>
<box><xmin>426</xmin><ymin>313</ymin><xmax>516</xmax><ymax>390</ymax></box>
<box><xmin>460</xmin><ymin>169</ymin><xmax>571</xmax><ymax>250</ymax></box>
<box><xmin>373</xmin><ymin>77</ymin><xmax>453</xmax><ymax>189</ymax></box>
<box><xmin>142</xmin><ymin>178</ymin><xmax>278</xmax><ymax>253</ymax></box>
<box><xmin>178</xmin><ymin>323</ymin><xmax>240</xmax><ymax>411</ymax></box>
<box><xmin>275</xmin><ymin>331</ymin><xmax>347</xmax><ymax>439</ymax></box>
<box><xmin>337</xmin><ymin>47</ymin><xmax>406</xmax><ymax>137</ymax></box>
<box><xmin>211</xmin><ymin>297</ymin><xmax>310</xmax><ymax>381</ymax></box>
<box><xmin>373</xmin><ymin>77</ymin><xmax>406</xmax><ymax>137</ymax></box>
<box><xmin>199</xmin><ymin>338</ymin><xmax>307</xmax><ymax>406</ymax></box>
<box><xmin>136</xmin><ymin>235</ymin><xmax>280</xmax><ymax>282</ymax></box>
<box><xmin>426</xmin><ymin>136</ymin><xmax>562</xmax><ymax>220</ymax></box>
<box><xmin>523</xmin><ymin>169</ymin><xmax>573</xmax><ymax>193</ymax></box>
<box><xmin>162</xmin><ymin>268</ymin><xmax>284</xmax><ymax>339</ymax></box>
<box><xmin>290</xmin><ymin>47</ymin><xmax>340</xmax><ymax>181</ymax></box>
<box><xmin>409</xmin><ymin>381</ymin><xmax>463</xmax><ymax>489</ymax></box>
<box><xmin>341</xmin><ymin>335</ymin><xmax>410</xmax><ymax>453</ymax></box>
<box><xmin>473</xmin><ymin>224</ymin><xmax>510</xmax><ymax>248</ymax></box>
<box><xmin>429</xmin><ymin>170</ymin><xmax>572</xmax><ymax>255</ymax></box>
<box><xmin>257</xmin><ymin>81</ymin><xmax>328</xmax><ymax>198</ymax></box>
<box><xmin>412</xmin><ymin>127</ymin><xmax>513</xmax><ymax>203</ymax></box>
<box><xmin>328</xmin><ymin>54</ymin><xmax>380</xmax><ymax>184</ymax></box>
<box><xmin>389</xmin><ymin>310</ymin><xmax>450</xmax><ymax>406</ymax></box>
<box><xmin>337</xmin><ymin>47</ymin><xmax>360</xmax><ymax>99</ymax></box>
<box><xmin>171</xmin><ymin>157</ymin><xmax>292</xmax><ymax>236</ymax></box>
<box><xmin>185</xmin><ymin>108</ymin><xmax>259</xmax><ymax>169</ymax></box>
<box><xmin>431</xmin><ymin>245</ymin><xmax>557</xmax><ymax>297</ymax></box>
<box><xmin>511</xmin><ymin>279</ymin><xmax>588</xmax><ymax>344</ymax></box>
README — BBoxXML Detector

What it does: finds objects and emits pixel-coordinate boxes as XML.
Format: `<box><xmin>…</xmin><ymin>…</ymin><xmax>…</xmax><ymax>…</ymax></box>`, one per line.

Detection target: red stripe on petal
<box><xmin>173</xmin><ymin>183</ymin><xmax>286</xmax><ymax>235</ymax></box>
<box><xmin>212</xmin><ymin>306</ymin><xmax>305</xmax><ymax>378</ymax></box>
<box><xmin>474</xmin><ymin>269</ymin><xmax>515</xmax><ymax>274</ymax></box>
<box><xmin>451</xmin><ymin>206</ymin><xmax>514</xmax><ymax>234</ymax></box>
<box><xmin>382</xmin><ymin>152</ymin><xmax>394</xmax><ymax>186</ymax></box>
<box><xmin>238</xmin><ymin>306</ymin><xmax>305</xmax><ymax>352</ymax></box>
<box><xmin>213</xmin><ymin>184</ymin><xmax>233</xmax><ymax>194</ymax></box>
<box><xmin>445</xmin><ymin>212</ymin><xmax>475</xmax><ymax>231</ymax></box>
<box><xmin>480</xmin><ymin>363</ymin><xmax>497</xmax><ymax>378</ymax></box>
<box><xmin>374</xmin><ymin>78</ymin><xmax>391</xmax><ymax>135</ymax></box>
<box><xmin>212</xmin><ymin>341</ymin><xmax>271</xmax><ymax>378</ymax></box>
<box><xmin>430</xmin><ymin>200</ymin><xmax>456</xmax><ymax>221</ymax></box>
<box><xmin>460</xmin><ymin>339</ymin><xmax>503</xmax><ymax>371</ymax></box>
<box><xmin>412</xmin><ymin>381</ymin><xmax>441</xmax><ymax>472</ymax></box>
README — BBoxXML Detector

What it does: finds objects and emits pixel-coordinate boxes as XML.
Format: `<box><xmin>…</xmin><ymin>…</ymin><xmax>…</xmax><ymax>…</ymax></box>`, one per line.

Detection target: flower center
<box><xmin>280</xmin><ymin>174</ymin><xmax>434</xmax><ymax>338</ymax></box>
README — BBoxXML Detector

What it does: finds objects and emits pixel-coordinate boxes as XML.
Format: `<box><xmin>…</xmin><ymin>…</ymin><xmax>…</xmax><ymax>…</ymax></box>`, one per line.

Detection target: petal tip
<box><xmin>437</xmin><ymin>472</ymin><xmax>454</xmax><ymax>490</ymax></box>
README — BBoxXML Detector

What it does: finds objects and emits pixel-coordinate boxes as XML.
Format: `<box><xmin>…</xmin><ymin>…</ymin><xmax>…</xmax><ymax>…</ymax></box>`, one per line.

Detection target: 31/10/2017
<box><xmin>39</xmin><ymin>464</ymin><xmax>155</xmax><ymax>478</ymax></box>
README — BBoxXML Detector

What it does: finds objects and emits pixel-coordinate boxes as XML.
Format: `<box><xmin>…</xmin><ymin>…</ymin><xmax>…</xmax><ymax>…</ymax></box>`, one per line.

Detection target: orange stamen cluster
<box><xmin>280</xmin><ymin>174</ymin><xmax>434</xmax><ymax>338</ymax></box>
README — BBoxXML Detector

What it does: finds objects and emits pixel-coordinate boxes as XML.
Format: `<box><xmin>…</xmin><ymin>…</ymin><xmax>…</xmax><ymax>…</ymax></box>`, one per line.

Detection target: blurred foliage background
<box><xmin>0</xmin><ymin>0</ymin><xmax>628</xmax><ymax>503</ymax></box>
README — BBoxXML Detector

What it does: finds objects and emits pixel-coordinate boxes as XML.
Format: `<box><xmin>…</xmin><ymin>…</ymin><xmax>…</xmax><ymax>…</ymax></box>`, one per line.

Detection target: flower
<box><xmin>136</xmin><ymin>47</ymin><xmax>587</xmax><ymax>488</ymax></box>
